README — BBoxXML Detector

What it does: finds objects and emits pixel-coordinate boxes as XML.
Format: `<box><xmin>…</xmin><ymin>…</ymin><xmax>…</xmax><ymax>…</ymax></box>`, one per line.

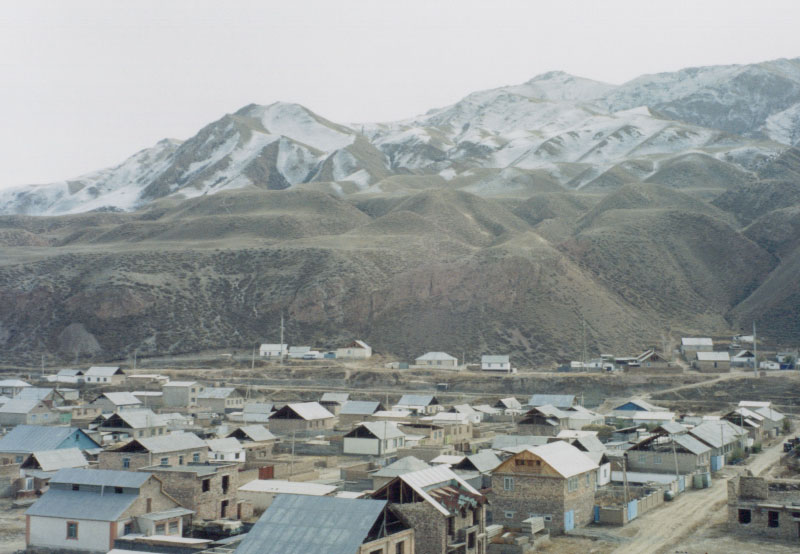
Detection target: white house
<box><xmin>413</xmin><ymin>352</ymin><xmax>460</xmax><ymax>369</ymax></box>
<box><xmin>336</xmin><ymin>340</ymin><xmax>372</xmax><ymax>359</ymax></box>
<box><xmin>259</xmin><ymin>343</ymin><xmax>288</xmax><ymax>358</ymax></box>
<box><xmin>84</xmin><ymin>366</ymin><xmax>125</xmax><ymax>385</ymax></box>
<box><xmin>206</xmin><ymin>437</ymin><xmax>245</xmax><ymax>462</ymax></box>
<box><xmin>392</xmin><ymin>394</ymin><xmax>442</xmax><ymax>415</ymax></box>
<box><xmin>680</xmin><ymin>338</ymin><xmax>713</xmax><ymax>356</ymax></box>
<box><xmin>0</xmin><ymin>379</ymin><xmax>31</xmax><ymax>397</ymax></box>
<box><xmin>343</xmin><ymin>422</ymin><xmax>406</xmax><ymax>456</ymax></box>
<box><xmin>288</xmin><ymin>346</ymin><xmax>322</xmax><ymax>359</ymax></box>
<box><xmin>481</xmin><ymin>355</ymin><xmax>514</xmax><ymax>373</ymax></box>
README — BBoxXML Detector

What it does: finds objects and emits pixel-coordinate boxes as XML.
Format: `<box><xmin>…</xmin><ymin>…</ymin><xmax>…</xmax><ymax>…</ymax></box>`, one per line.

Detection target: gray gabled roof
<box><xmin>527</xmin><ymin>394</ymin><xmax>575</xmax><ymax>409</ymax></box>
<box><xmin>133</xmin><ymin>432</ymin><xmax>207</xmax><ymax>454</ymax></box>
<box><xmin>482</xmin><ymin>355</ymin><xmax>509</xmax><ymax>364</ymax></box>
<box><xmin>461</xmin><ymin>451</ymin><xmax>502</xmax><ymax>473</ymax></box>
<box><xmin>339</xmin><ymin>401</ymin><xmax>382</xmax><ymax>416</ymax></box>
<box><xmin>0</xmin><ymin>379</ymin><xmax>31</xmax><ymax>388</ymax></box>
<box><xmin>243</xmin><ymin>402</ymin><xmax>275</xmax><ymax>414</ymax></box>
<box><xmin>50</xmin><ymin>467</ymin><xmax>151</xmax><ymax>488</ymax></box>
<box><xmin>198</xmin><ymin>387</ymin><xmax>238</xmax><ymax>399</ymax></box>
<box><xmin>85</xmin><ymin>366</ymin><xmax>123</xmax><ymax>376</ymax></box>
<box><xmin>0</xmin><ymin>425</ymin><xmax>97</xmax><ymax>453</ymax></box>
<box><xmin>0</xmin><ymin>398</ymin><xmax>45</xmax><ymax>414</ymax></box>
<box><xmin>229</xmin><ymin>425</ymin><xmax>276</xmax><ymax>442</ymax></box>
<box><xmin>373</xmin><ymin>456</ymin><xmax>431</xmax><ymax>477</ymax></box>
<box><xmin>104</xmin><ymin>409</ymin><xmax>166</xmax><ymax>429</ymax></box>
<box><xmin>235</xmin><ymin>495</ymin><xmax>388</xmax><ymax>554</ymax></box>
<box><xmin>672</xmin><ymin>433</ymin><xmax>711</xmax><ymax>456</ymax></box>
<box><xmin>320</xmin><ymin>392</ymin><xmax>349</xmax><ymax>404</ymax></box>
<box><xmin>94</xmin><ymin>392</ymin><xmax>142</xmax><ymax>406</ymax></box>
<box><xmin>491</xmin><ymin>435</ymin><xmax>550</xmax><ymax>450</ymax></box>
<box><xmin>688</xmin><ymin>421</ymin><xmax>745</xmax><ymax>449</ymax></box>
<box><xmin>14</xmin><ymin>388</ymin><xmax>55</xmax><ymax>401</ymax></box>
<box><xmin>396</xmin><ymin>394</ymin><xmax>436</xmax><ymax>407</ymax></box>
<box><xmin>348</xmin><ymin>422</ymin><xmax>405</xmax><ymax>440</ymax></box>
<box><xmin>26</xmin><ymin>489</ymin><xmax>138</xmax><ymax>521</ymax></box>
<box><xmin>28</xmin><ymin>448</ymin><xmax>88</xmax><ymax>472</ymax></box>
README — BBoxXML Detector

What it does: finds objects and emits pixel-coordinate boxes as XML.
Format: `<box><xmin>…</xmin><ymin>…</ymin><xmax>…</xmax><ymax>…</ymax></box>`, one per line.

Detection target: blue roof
<box><xmin>26</xmin><ymin>489</ymin><xmax>137</xmax><ymax>521</ymax></box>
<box><xmin>235</xmin><ymin>495</ymin><xmax>387</xmax><ymax>554</ymax></box>
<box><xmin>0</xmin><ymin>425</ymin><xmax>99</xmax><ymax>453</ymax></box>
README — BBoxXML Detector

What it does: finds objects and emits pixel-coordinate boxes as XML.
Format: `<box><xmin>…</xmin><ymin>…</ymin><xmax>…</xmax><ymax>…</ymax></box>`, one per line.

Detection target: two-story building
<box><xmin>98</xmin><ymin>432</ymin><xmax>209</xmax><ymax>471</ymax></box>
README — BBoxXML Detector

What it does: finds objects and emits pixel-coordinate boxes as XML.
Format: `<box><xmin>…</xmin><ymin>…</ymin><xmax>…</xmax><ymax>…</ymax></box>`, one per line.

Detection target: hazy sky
<box><xmin>1</xmin><ymin>0</ymin><xmax>798</xmax><ymax>189</ymax></box>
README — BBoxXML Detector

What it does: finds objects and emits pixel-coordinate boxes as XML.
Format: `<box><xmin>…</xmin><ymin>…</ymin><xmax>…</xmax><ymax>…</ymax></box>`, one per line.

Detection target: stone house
<box><xmin>267</xmin><ymin>402</ymin><xmax>335</xmax><ymax>435</ymax></box>
<box><xmin>490</xmin><ymin>441</ymin><xmax>598</xmax><ymax>534</ymax></box>
<box><xmin>14</xmin><ymin>387</ymin><xmax>70</xmax><ymax>408</ymax></box>
<box><xmin>25</xmin><ymin>468</ymin><xmax>187</xmax><ymax>553</ymax></box>
<box><xmin>727</xmin><ymin>475</ymin><xmax>800</xmax><ymax>542</ymax></box>
<box><xmin>624</xmin><ymin>349</ymin><xmax>681</xmax><ymax>373</ymax></box>
<box><xmin>336</xmin><ymin>340</ymin><xmax>373</xmax><ymax>360</ymax></box>
<box><xmin>94</xmin><ymin>409</ymin><xmax>168</xmax><ymax>441</ymax></box>
<box><xmin>626</xmin><ymin>432</ymin><xmax>711</xmax><ymax>474</ymax></box>
<box><xmin>197</xmin><ymin>387</ymin><xmax>244</xmax><ymax>413</ymax></box>
<box><xmin>98</xmin><ymin>432</ymin><xmax>209</xmax><ymax>471</ymax></box>
<box><xmin>0</xmin><ymin>399</ymin><xmax>57</xmax><ymax>426</ymax></box>
<box><xmin>140</xmin><ymin>461</ymin><xmax>244</xmax><ymax>521</ymax></box>
<box><xmin>422</xmin><ymin>413</ymin><xmax>473</xmax><ymax>450</ymax></box>
<box><xmin>162</xmin><ymin>381</ymin><xmax>203</xmax><ymax>408</ymax></box>
<box><xmin>693</xmin><ymin>351</ymin><xmax>731</xmax><ymax>372</ymax></box>
<box><xmin>516</xmin><ymin>405</ymin><xmax>569</xmax><ymax>436</ymax></box>
<box><xmin>372</xmin><ymin>465</ymin><xmax>488</xmax><ymax>554</ymax></box>
<box><xmin>225</xmin><ymin>425</ymin><xmax>276</xmax><ymax>467</ymax></box>
<box><xmin>206</xmin><ymin>437</ymin><xmax>245</xmax><ymax>462</ymax></box>
<box><xmin>89</xmin><ymin>392</ymin><xmax>142</xmax><ymax>413</ymax></box>
<box><xmin>83</xmin><ymin>366</ymin><xmax>126</xmax><ymax>385</ymax></box>
<box><xmin>234</xmin><ymin>495</ymin><xmax>413</xmax><ymax>554</ymax></box>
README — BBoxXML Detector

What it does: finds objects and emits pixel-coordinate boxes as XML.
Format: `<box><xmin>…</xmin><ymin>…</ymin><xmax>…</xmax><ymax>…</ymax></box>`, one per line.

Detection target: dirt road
<box><xmin>608</xmin><ymin>437</ymin><xmax>787</xmax><ymax>554</ymax></box>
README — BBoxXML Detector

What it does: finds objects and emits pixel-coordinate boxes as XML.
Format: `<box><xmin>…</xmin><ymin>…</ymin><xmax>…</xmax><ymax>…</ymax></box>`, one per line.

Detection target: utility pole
<box><xmin>290</xmin><ymin>429</ymin><xmax>296</xmax><ymax>476</ymax></box>
<box><xmin>752</xmin><ymin>322</ymin><xmax>758</xmax><ymax>377</ymax></box>
<box><xmin>280</xmin><ymin>313</ymin><xmax>285</xmax><ymax>363</ymax></box>
<box><xmin>582</xmin><ymin>319</ymin><xmax>587</xmax><ymax>371</ymax></box>
<box><xmin>251</xmin><ymin>345</ymin><xmax>256</xmax><ymax>370</ymax></box>
<box><xmin>622</xmin><ymin>454</ymin><xmax>629</xmax><ymax>506</ymax></box>
<box><xmin>41</xmin><ymin>354</ymin><xmax>44</xmax><ymax>378</ymax></box>
<box><xmin>671</xmin><ymin>436</ymin><xmax>680</xmax><ymax>482</ymax></box>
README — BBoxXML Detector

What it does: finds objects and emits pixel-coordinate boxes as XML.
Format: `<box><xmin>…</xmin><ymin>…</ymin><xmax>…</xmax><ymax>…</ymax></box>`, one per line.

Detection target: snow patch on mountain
<box><xmin>764</xmin><ymin>103</ymin><xmax>800</xmax><ymax>145</ymax></box>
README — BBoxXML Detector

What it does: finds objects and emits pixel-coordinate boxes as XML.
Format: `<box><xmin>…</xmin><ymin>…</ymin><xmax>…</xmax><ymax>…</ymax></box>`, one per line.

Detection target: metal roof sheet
<box><xmin>29</xmin><ymin>448</ymin><xmax>88</xmax><ymax>472</ymax></box>
<box><xmin>689</xmin><ymin>421</ymin><xmax>746</xmax><ymax>449</ymax></box>
<box><xmin>276</xmin><ymin>402</ymin><xmax>334</xmax><ymax>421</ymax></box>
<box><xmin>0</xmin><ymin>398</ymin><xmax>44</xmax><ymax>414</ymax></box>
<box><xmin>26</xmin><ymin>488</ymin><xmax>138</xmax><ymax>521</ymax></box>
<box><xmin>755</xmin><ymin>407</ymin><xmax>785</xmax><ymax>422</ymax></box>
<box><xmin>238</xmin><ymin>480</ymin><xmax>337</xmax><ymax>496</ymax></box>
<box><xmin>525</xmin><ymin>441</ymin><xmax>599</xmax><ymax>478</ymax></box>
<box><xmin>51</xmin><ymin>467</ymin><xmax>151</xmax><ymax>488</ymax></box>
<box><xmin>496</xmin><ymin>398</ymin><xmax>522</xmax><ymax>410</ymax></box>
<box><xmin>396</xmin><ymin>394</ymin><xmax>435</xmax><ymax>406</ymax></box>
<box><xmin>14</xmin><ymin>388</ymin><xmax>55</xmax><ymax>401</ymax></box>
<box><xmin>0</xmin><ymin>379</ymin><xmax>31</xmax><ymax>387</ymax></box>
<box><xmin>491</xmin><ymin>435</ymin><xmax>550</xmax><ymax>450</ymax></box>
<box><xmin>527</xmin><ymin>394</ymin><xmax>575</xmax><ymax>408</ymax></box>
<box><xmin>198</xmin><ymin>387</ymin><xmax>237</xmax><ymax>399</ymax></box>
<box><xmin>85</xmin><ymin>366</ymin><xmax>122</xmax><ymax>376</ymax></box>
<box><xmin>416</xmin><ymin>352</ymin><xmax>457</xmax><ymax>361</ymax></box>
<box><xmin>681</xmin><ymin>338</ymin><xmax>713</xmax><ymax>346</ymax></box>
<box><xmin>230</xmin><ymin>425</ymin><xmax>276</xmax><ymax>442</ymax></box>
<box><xmin>96</xmin><ymin>392</ymin><xmax>142</xmax><ymax>406</ymax></box>
<box><xmin>133</xmin><ymin>432</ymin><xmax>207</xmax><ymax>453</ymax></box>
<box><xmin>234</xmin><ymin>495</ymin><xmax>387</xmax><ymax>554</ymax></box>
<box><xmin>243</xmin><ymin>402</ymin><xmax>274</xmax><ymax>414</ymax></box>
<box><xmin>0</xmin><ymin>425</ymin><xmax>96</xmax><ymax>453</ymax></box>
<box><xmin>162</xmin><ymin>381</ymin><xmax>198</xmax><ymax>387</ymax></box>
<box><xmin>658</xmin><ymin>422</ymin><xmax>687</xmax><ymax>435</ymax></box>
<box><xmin>320</xmin><ymin>392</ymin><xmax>349</xmax><ymax>403</ymax></box>
<box><xmin>462</xmin><ymin>451</ymin><xmax>502</xmax><ymax>474</ymax></box>
<box><xmin>482</xmin><ymin>355</ymin><xmax>509</xmax><ymax>363</ymax></box>
<box><xmin>351</xmin><ymin>421</ymin><xmax>405</xmax><ymax>440</ymax></box>
<box><xmin>373</xmin><ymin>456</ymin><xmax>431</xmax><ymax>477</ymax></box>
<box><xmin>672</xmin><ymin>433</ymin><xmax>711</xmax><ymax>455</ymax></box>
<box><xmin>696</xmin><ymin>351</ymin><xmax>730</xmax><ymax>361</ymax></box>
<box><xmin>136</xmin><ymin>507</ymin><xmax>194</xmax><ymax>521</ymax></box>
<box><xmin>109</xmin><ymin>409</ymin><xmax>167</xmax><ymax>429</ymax></box>
<box><xmin>613</xmin><ymin>398</ymin><xmax>665</xmax><ymax>412</ymax></box>
<box><xmin>206</xmin><ymin>437</ymin><xmax>243</xmax><ymax>453</ymax></box>
<box><xmin>394</xmin><ymin>466</ymin><xmax>481</xmax><ymax>516</ymax></box>
<box><xmin>339</xmin><ymin>401</ymin><xmax>382</xmax><ymax>415</ymax></box>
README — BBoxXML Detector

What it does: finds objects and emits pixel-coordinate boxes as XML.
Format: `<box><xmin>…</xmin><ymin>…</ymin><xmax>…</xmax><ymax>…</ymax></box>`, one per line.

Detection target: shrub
<box><xmin>751</xmin><ymin>443</ymin><xmax>762</xmax><ymax>454</ymax></box>
<box><xmin>728</xmin><ymin>447</ymin><xmax>746</xmax><ymax>464</ymax></box>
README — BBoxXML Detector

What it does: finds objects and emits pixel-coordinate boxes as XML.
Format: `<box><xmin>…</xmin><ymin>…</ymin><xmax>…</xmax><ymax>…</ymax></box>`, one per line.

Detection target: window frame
<box><xmin>66</xmin><ymin>521</ymin><xmax>79</xmax><ymax>540</ymax></box>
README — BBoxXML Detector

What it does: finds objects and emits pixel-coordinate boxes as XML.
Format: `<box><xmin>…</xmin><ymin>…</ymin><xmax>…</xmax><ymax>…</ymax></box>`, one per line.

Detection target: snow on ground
<box><xmin>257</xmin><ymin>102</ymin><xmax>355</xmax><ymax>152</ymax></box>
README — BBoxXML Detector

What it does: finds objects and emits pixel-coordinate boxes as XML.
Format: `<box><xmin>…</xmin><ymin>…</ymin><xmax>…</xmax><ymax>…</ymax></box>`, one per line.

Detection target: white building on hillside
<box><xmin>481</xmin><ymin>355</ymin><xmax>513</xmax><ymax>373</ymax></box>
<box><xmin>259</xmin><ymin>344</ymin><xmax>288</xmax><ymax>358</ymax></box>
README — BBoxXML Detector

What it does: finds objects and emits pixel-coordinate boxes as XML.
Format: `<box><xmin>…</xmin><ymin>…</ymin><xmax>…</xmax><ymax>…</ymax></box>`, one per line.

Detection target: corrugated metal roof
<box><xmin>320</xmin><ymin>392</ymin><xmax>349</xmax><ymax>403</ymax></box>
<box><xmin>681</xmin><ymin>338</ymin><xmax>713</xmax><ymax>346</ymax></box>
<box><xmin>95</xmin><ymin>392</ymin><xmax>142</xmax><ymax>406</ymax></box>
<box><xmin>658</xmin><ymin>422</ymin><xmax>687</xmax><ymax>435</ymax></box>
<box><xmin>30</xmin><ymin>448</ymin><xmax>88</xmax><ymax>472</ymax></box>
<box><xmin>496</xmin><ymin>398</ymin><xmax>522</xmax><ymax>410</ymax></box>
<box><xmin>689</xmin><ymin>421</ymin><xmax>745</xmax><ymax>449</ymax></box>
<box><xmin>339</xmin><ymin>401</ymin><xmax>381</xmax><ymax>416</ymax></box>
<box><xmin>108</xmin><ymin>409</ymin><xmax>167</xmax><ymax>429</ymax></box>
<box><xmin>198</xmin><ymin>387</ymin><xmax>237</xmax><ymax>399</ymax></box>
<box><xmin>243</xmin><ymin>402</ymin><xmax>274</xmax><ymax>414</ymax></box>
<box><xmin>373</xmin><ymin>456</ymin><xmax>431</xmax><ymax>477</ymax></box>
<box><xmin>491</xmin><ymin>435</ymin><xmax>549</xmax><ymax>450</ymax></box>
<box><xmin>473</xmin><ymin>404</ymin><xmax>501</xmax><ymax>415</ymax></box>
<box><xmin>614</xmin><ymin>398</ymin><xmax>665</xmax><ymax>412</ymax></box>
<box><xmin>85</xmin><ymin>366</ymin><xmax>122</xmax><ymax>376</ymax></box>
<box><xmin>394</xmin><ymin>466</ymin><xmax>481</xmax><ymax>516</ymax></box>
<box><xmin>238</xmin><ymin>480</ymin><xmax>336</xmax><ymax>496</ymax></box>
<box><xmin>162</xmin><ymin>381</ymin><xmax>197</xmax><ymax>387</ymax></box>
<box><xmin>755</xmin><ymin>407</ymin><xmax>785</xmax><ymax>422</ymax></box>
<box><xmin>0</xmin><ymin>398</ymin><xmax>43</xmax><ymax>414</ymax></box>
<box><xmin>133</xmin><ymin>432</ymin><xmax>207</xmax><ymax>453</ymax></box>
<box><xmin>136</xmin><ymin>507</ymin><xmax>194</xmax><ymax>521</ymax></box>
<box><xmin>696</xmin><ymin>351</ymin><xmax>730</xmax><ymax>361</ymax></box>
<box><xmin>56</xmin><ymin>369</ymin><xmax>83</xmax><ymax>377</ymax></box>
<box><xmin>463</xmin><ymin>451</ymin><xmax>502</xmax><ymax>474</ymax></box>
<box><xmin>206</xmin><ymin>438</ymin><xmax>243</xmax><ymax>453</ymax></box>
<box><xmin>26</xmin><ymin>488</ymin><xmax>137</xmax><ymax>521</ymax></box>
<box><xmin>0</xmin><ymin>425</ymin><xmax>95</xmax><ymax>453</ymax></box>
<box><xmin>527</xmin><ymin>394</ymin><xmax>575</xmax><ymax>408</ymax></box>
<box><xmin>352</xmin><ymin>421</ymin><xmax>405</xmax><ymax>440</ymax></box>
<box><xmin>482</xmin><ymin>355</ymin><xmax>509</xmax><ymax>364</ymax></box>
<box><xmin>234</xmin><ymin>495</ymin><xmax>387</xmax><ymax>554</ymax></box>
<box><xmin>525</xmin><ymin>441</ymin><xmax>598</xmax><ymax>478</ymax></box>
<box><xmin>51</xmin><ymin>467</ymin><xmax>151</xmax><ymax>488</ymax></box>
<box><xmin>0</xmin><ymin>379</ymin><xmax>31</xmax><ymax>387</ymax></box>
<box><xmin>431</xmin><ymin>454</ymin><xmax>466</xmax><ymax>465</ymax></box>
<box><xmin>396</xmin><ymin>394</ymin><xmax>435</xmax><ymax>406</ymax></box>
<box><xmin>277</xmin><ymin>402</ymin><xmax>334</xmax><ymax>421</ymax></box>
<box><xmin>230</xmin><ymin>425</ymin><xmax>276</xmax><ymax>442</ymax></box>
<box><xmin>14</xmin><ymin>388</ymin><xmax>54</xmax><ymax>401</ymax></box>
<box><xmin>672</xmin><ymin>433</ymin><xmax>711</xmax><ymax>455</ymax></box>
<box><xmin>416</xmin><ymin>351</ymin><xmax>457</xmax><ymax>361</ymax></box>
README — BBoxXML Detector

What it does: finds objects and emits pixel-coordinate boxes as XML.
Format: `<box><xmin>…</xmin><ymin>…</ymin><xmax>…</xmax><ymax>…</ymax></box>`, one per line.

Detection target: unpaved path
<box><xmin>611</xmin><ymin>437</ymin><xmax>787</xmax><ymax>554</ymax></box>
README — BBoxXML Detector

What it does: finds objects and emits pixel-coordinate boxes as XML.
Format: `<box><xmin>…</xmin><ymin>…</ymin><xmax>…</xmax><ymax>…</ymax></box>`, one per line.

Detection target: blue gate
<box><xmin>593</xmin><ymin>505</ymin><xmax>600</xmax><ymax>523</ymax></box>
<box><xmin>627</xmin><ymin>499</ymin><xmax>638</xmax><ymax>521</ymax></box>
<box><xmin>678</xmin><ymin>475</ymin><xmax>686</xmax><ymax>492</ymax></box>
<box><xmin>564</xmin><ymin>509</ymin><xmax>575</xmax><ymax>531</ymax></box>
<box><xmin>711</xmin><ymin>455</ymin><xmax>724</xmax><ymax>472</ymax></box>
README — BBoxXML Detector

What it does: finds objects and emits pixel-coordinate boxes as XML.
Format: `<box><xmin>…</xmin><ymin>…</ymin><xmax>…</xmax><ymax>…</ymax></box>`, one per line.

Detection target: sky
<box><xmin>1</xmin><ymin>0</ymin><xmax>798</xmax><ymax>189</ymax></box>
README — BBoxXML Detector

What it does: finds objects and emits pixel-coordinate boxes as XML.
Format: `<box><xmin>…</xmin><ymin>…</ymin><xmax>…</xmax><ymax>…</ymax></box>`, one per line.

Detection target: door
<box><xmin>678</xmin><ymin>476</ymin><xmax>685</xmax><ymax>493</ymax></box>
<box><xmin>627</xmin><ymin>499</ymin><xmax>638</xmax><ymax>521</ymax></box>
<box><xmin>593</xmin><ymin>506</ymin><xmax>600</xmax><ymax>523</ymax></box>
<box><xmin>564</xmin><ymin>510</ymin><xmax>575</xmax><ymax>531</ymax></box>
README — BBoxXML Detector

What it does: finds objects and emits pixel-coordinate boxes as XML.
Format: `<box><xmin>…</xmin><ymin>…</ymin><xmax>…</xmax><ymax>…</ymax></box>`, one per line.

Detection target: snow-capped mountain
<box><xmin>2</xmin><ymin>57</ymin><xmax>800</xmax><ymax>215</ymax></box>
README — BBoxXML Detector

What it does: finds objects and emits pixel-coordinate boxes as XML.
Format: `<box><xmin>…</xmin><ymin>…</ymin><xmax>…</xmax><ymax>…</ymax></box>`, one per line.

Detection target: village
<box><xmin>0</xmin><ymin>336</ymin><xmax>798</xmax><ymax>554</ymax></box>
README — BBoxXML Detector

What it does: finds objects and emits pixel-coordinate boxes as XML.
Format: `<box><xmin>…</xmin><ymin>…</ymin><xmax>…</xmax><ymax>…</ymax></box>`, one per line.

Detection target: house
<box><xmin>611</xmin><ymin>398</ymin><xmax>666</xmax><ymax>414</ymax></box>
<box><xmin>372</xmin><ymin>465</ymin><xmax>488</xmax><ymax>554</ymax></box>
<box><xmin>206</xmin><ymin>437</ymin><xmax>245</xmax><ymax>462</ymax></box>
<box><xmin>727</xmin><ymin>475</ymin><xmax>800</xmax><ymax>543</ymax></box>
<box><xmin>338</xmin><ymin>401</ymin><xmax>385</xmax><ymax>426</ymax></box>
<box><xmin>267</xmin><ymin>402</ymin><xmax>335</xmax><ymax>434</ymax></box>
<box><xmin>240</xmin><ymin>402</ymin><xmax>275</xmax><ymax>423</ymax></box>
<box><xmin>0</xmin><ymin>425</ymin><xmax>100</xmax><ymax>464</ymax></box>
<box><xmin>20</xmin><ymin>448</ymin><xmax>89</xmax><ymax>473</ymax></box>
<box><xmin>421</xmin><ymin>413</ymin><xmax>474</xmax><ymax>449</ymax></box>
<box><xmin>693</xmin><ymin>351</ymin><xmax>731</xmax><ymax>372</ymax></box>
<box><xmin>447</xmin><ymin>404</ymin><xmax>483</xmax><ymax>424</ymax></box>
<box><xmin>481</xmin><ymin>355</ymin><xmax>513</xmax><ymax>373</ymax></box>
<box><xmin>723</xmin><ymin>408</ymin><xmax>767</xmax><ymax>443</ymax></box>
<box><xmin>494</xmin><ymin>397</ymin><xmax>523</xmax><ymax>412</ymax></box>
<box><xmin>490</xmin><ymin>441</ymin><xmax>599</xmax><ymax>534</ymax></box>
<box><xmin>516</xmin><ymin>405</ymin><xmax>569</xmax><ymax>436</ymax></box>
<box><xmin>615</xmin><ymin>410</ymin><xmax>676</xmax><ymax>426</ymax></box>
<box><xmin>259</xmin><ymin>343</ymin><xmax>287</xmax><ymax>358</ymax></box>
<box><xmin>414</xmin><ymin>351</ymin><xmax>460</xmax><ymax>369</ymax></box>
<box><xmin>197</xmin><ymin>387</ymin><xmax>244</xmax><ymax>413</ymax></box>
<box><xmin>754</xmin><ymin>407</ymin><xmax>786</xmax><ymax>436</ymax></box>
<box><xmin>527</xmin><ymin>394</ymin><xmax>576</xmax><ymax>409</ymax></box>
<box><xmin>98</xmin><ymin>432</ymin><xmax>209</xmax><ymax>471</ymax></box>
<box><xmin>288</xmin><ymin>346</ymin><xmax>320</xmax><ymax>359</ymax></box>
<box><xmin>319</xmin><ymin>392</ymin><xmax>350</xmax><ymax>415</ymax></box>
<box><xmin>89</xmin><ymin>392</ymin><xmax>142</xmax><ymax>413</ymax></box>
<box><xmin>343</xmin><ymin>422</ymin><xmax>406</xmax><ymax>456</ymax></box>
<box><xmin>393</xmin><ymin>394</ymin><xmax>442</xmax><ymax>415</ymax></box>
<box><xmin>0</xmin><ymin>379</ymin><xmax>31</xmax><ymax>397</ymax></box>
<box><xmin>490</xmin><ymin>435</ymin><xmax>550</xmax><ymax>453</ymax></box>
<box><xmin>688</xmin><ymin>420</ymin><xmax>748</xmax><ymax>471</ymax></box>
<box><xmin>336</xmin><ymin>340</ymin><xmax>373</xmax><ymax>359</ymax></box>
<box><xmin>451</xmin><ymin>450</ymin><xmax>503</xmax><ymax>489</ymax></box>
<box><xmin>51</xmin><ymin>369</ymin><xmax>85</xmax><ymax>384</ymax></box>
<box><xmin>14</xmin><ymin>387</ymin><xmax>69</xmax><ymax>408</ymax></box>
<box><xmin>95</xmin><ymin>409</ymin><xmax>168</xmax><ymax>441</ymax></box>
<box><xmin>731</xmin><ymin>350</ymin><xmax>756</xmax><ymax>368</ymax></box>
<box><xmin>0</xmin><ymin>399</ymin><xmax>57</xmax><ymax>426</ymax></box>
<box><xmin>83</xmin><ymin>366</ymin><xmax>126</xmax><ymax>385</ymax></box>
<box><xmin>225</xmin><ymin>425</ymin><xmax>276</xmax><ymax>465</ymax></box>
<box><xmin>236</xmin><ymin>480</ymin><xmax>337</xmax><ymax>513</ymax></box>
<box><xmin>132</xmin><ymin>391</ymin><xmax>163</xmax><ymax>409</ymax></box>
<box><xmin>680</xmin><ymin>337</ymin><xmax>713</xmax><ymax>356</ymax></box>
<box><xmin>626</xmin><ymin>432</ymin><xmax>711</xmax><ymax>474</ymax></box>
<box><xmin>162</xmin><ymin>381</ymin><xmax>203</xmax><ymax>408</ymax></box>
<box><xmin>555</xmin><ymin>431</ymin><xmax>612</xmax><ymax>487</ymax></box>
<box><xmin>625</xmin><ymin>350</ymin><xmax>680</xmax><ymax>373</ymax></box>
<box><xmin>234</xmin><ymin>495</ymin><xmax>414</xmax><ymax>554</ymax></box>
<box><xmin>139</xmin><ymin>461</ymin><xmax>243</xmax><ymax>521</ymax></box>
<box><xmin>371</xmin><ymin>456</ymin><xmax>432</xmax><ymax>489</ymax></box>
<box><xmin>25</xmin><ymin>468</ymin><xmax>188</xmax><ymax>553</ymax></box>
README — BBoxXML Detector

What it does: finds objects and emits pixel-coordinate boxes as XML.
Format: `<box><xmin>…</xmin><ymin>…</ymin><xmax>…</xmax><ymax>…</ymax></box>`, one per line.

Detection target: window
<box><xmin>586</xmin><ymin>473</ymin><xmax>591</xmax><ymax>486</ymax></box>
<box><xmin>468</xmin><ymin>531</ymin><xmax>476</xmax><ymax>548</ymax></box>
<box><xmin>543</xmin><ymin>515</ymin><xmax>552</xmax><ymax>522</ymax></box>
<box><xmin>146</xmin><ymin>498</ymin><xmax>152</xmax><ymax>512</ymax></box>
<box><xmin>115</xmin><ymin>487</ymin><xmax>123</xmax><ymax>494</ymax></box>
<box><xmin>193</xmin><ymin>452</ymin><xmax>200</xmax><ymax>463</ymax></box>
<box><xmin>567</xmin><ymin>477</ymin><xmax>578</xmax><ymax>492</ymax></box>
<box><xmin>738</xmin><ymin>509</ymin><xmax>751</xmax><ymax>524</ymax></box>
<box><xmin>169</xmin><ymin>520</ymin><xmax>179</xmax><ymax>534</ymax></box>
<box><xmin>15</xmin><ymin>455</ymin><xmax>23</xmax><ymax>464</ymax></box>
<box><xmin>221</xmin><ymin>499</ymin><xmax>229</xmax><ymax>518</ymax></box>
<box><xmin>638</xmin><ymin>454</ymin><xmax>646</xmax><ymax>463</ymax></box>
<box><xmin>503</xmin><ymin>477</ymin><xmax>514</xmax><ymax>491</ymax></box>
<box><xmin>122</xmin><ymin>457</ymin><xmax>130</xmax><ymax>469</ymax></box>
<box><xmin>654</xmin><ymin>455</ymin><xmax>662</xmax><ymax>465</ymax></box>
<box><xmin>222</xmin><ymin>475</ymin><xmax>230</xmax><ymax>494</ymax></box>
<box><xmin>124</xmin><ymin>522</ymin><xmax>133</xmax><ymax>535</ymax></box>
<box><xmin>473</xmin><ymin>508</ymin><xmax>479</xmax><ymax>525</ymax></box>
<box><xmin>768</xmin><ymin>511</ymin><xmax>779</xmax><ymax>528</ymax></box>
<box><xmin>160</xmin><ymin>457</ymin><xmax>169</xmax><ymax>466</ymax></box>
<box><xmin>66</xmin><ymin>521</ymin><xmax>78</xmax><ymax>540</ymax></box>
<box><xmin>178</xmin><ymin>455</ymin><xmax>184</xmax><ymax>465</ymax></box>
<box><xmin>395</xmin><ymin>541</ymin><xmax>405</xmax><ymax>554</ymax></box>
<box><xmin>156</xmin><ymin>523</ymin><xmax>166</xmax><ymax>535</ymax></box>
<box><xmin>504</xmin><ymin>511</ymin><xmax>515</xmax><ymax>519</ymax></box>
<box><xmin>72</xmin><ymin>484</ymin><xmax>80</xmax><ymax>491</ymax></box>
<box><xmin>202</xmin><ymin>479</ymin><xmax>210</xmax><ymax>492</ymax></box>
